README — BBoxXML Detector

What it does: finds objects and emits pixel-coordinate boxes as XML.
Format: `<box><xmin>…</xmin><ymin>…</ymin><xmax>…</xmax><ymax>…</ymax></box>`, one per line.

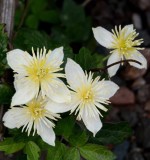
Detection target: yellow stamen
<box><xmin>111</xmin><ymin>26</ymin><xmax>143</xmax><ymax>56</ymax></box>
<box><xmin>24</xmin><ymin>48</ymin><xmax>63</xmax><ymax>84</ymax></box>
<box><xmin>27</xmin><ymin>99</ymin><xmax>46</xmax><ymax>120</ymax></box>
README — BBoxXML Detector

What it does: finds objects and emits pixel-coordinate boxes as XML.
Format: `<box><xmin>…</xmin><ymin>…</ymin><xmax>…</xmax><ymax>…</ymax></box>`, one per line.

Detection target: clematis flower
<box><xmin>2</xmin><ymin>94</ymin><xmax>66</xmax><ymax>146</ymax></box>
<box><xmin>7</xmin><ymin>47</ymin><xmax>71</xmax><ymax>106</ymax></box>
<box><xmin>92</xmin><ymin>25</ymin><xmax>147</xmax><ymax>77</ymax></box>
<box><xmin>65</xmin><ymin>59</ymin><xmax>119</xmax><ymax>136</ymax></box>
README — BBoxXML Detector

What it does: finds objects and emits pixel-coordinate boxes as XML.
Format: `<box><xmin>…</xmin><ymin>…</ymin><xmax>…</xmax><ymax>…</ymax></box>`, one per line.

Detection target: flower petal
<box><xmin>11</xmin><ymin>77</ymin><xmax>39</xmax><ymax>106</ymax></box>
<box><xmin>3</xmin><ymin>109</ymin><xmax>18</xmax><ymax>129</ymax></box>
<box><xmin>45</xmin><ymin>99</ymin><xmax>72</xmax><ymax>113</ymax></box>
<box><xmin>65</xmin><ymin>58</ymin><xmax>86</xmax><ymax>90</ymax></box>
<box><xmin>37</xmin><ymin>120</ymin><xmax>55</xmax><ymax>146</ymax></box>
<box><xmin>95</xmin><ymin>80</ymin><xmax>119</xmax><ymax>99</ymax></box>
<box><xmin>82</xmin><ymin>111</ymin><xmax>102</xmax><ymax>136</ymax></box>
<box><xmin>7</xmin><ymin>49</ymin><xmax>32</xmax><ymax>74</ymax></box>
<box><xmin>46</xmin><ymin>47</ymin><xmax>64</xmax><ymax>68</ymax></box>
<box><xmin>3</xmin><ymin>107</ymin><xmax>28</xmax><ymax>129</ymax></box>
<box><xmin>42</xmin><ymin>78</ymin><xmax>71</xmax><ymax>103</ymax></box>
<box><xmin>122</xmin><ymin>24</ymin><xmax>134</xmax><ymax>38</ymax></box>
<box><xmin>92</xmin><ymin>27</ymin><xmax>114</xmax><ymax>48</ymax></box>
<box><xmin>127</xmin><ymin>50</ymin><xmax>147</xmax><ymax>69</ymax></box>
<box><xmin>107</xmin><ymin>51</ymin><xmax>121</xmax><ymax>77</ymax></box>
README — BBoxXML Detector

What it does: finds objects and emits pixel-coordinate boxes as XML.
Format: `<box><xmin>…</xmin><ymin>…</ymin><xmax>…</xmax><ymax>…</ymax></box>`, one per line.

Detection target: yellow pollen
<box><xmin>24</xmin><ymin>48</ymin><xmax>54</xmax><ymax>83</ymax></box>
<box><xmin>27</xmin><ymin>100</ymin><xmax>46</xmax><ymax>119</ymax></box>
<box><xmin>36</xmin><ymin>68</ymin><xmax>49</xmax><ymax>79</ymax></box>
<box><xmin>79</xmin><ymin>86</ymin><xmax>94</xmax><ymax>103</ymax></box>
<box><xmin>111</xmin><ymin>25</ymin><xmax>143</xmax><ymax>56</ymax></box>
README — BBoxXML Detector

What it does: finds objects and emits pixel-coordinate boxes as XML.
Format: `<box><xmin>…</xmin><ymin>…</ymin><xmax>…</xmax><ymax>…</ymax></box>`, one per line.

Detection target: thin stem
<box><xmin>89</xmin><ymin>59</ymin><xmax>142</xmax><ymax>72</ymax></box>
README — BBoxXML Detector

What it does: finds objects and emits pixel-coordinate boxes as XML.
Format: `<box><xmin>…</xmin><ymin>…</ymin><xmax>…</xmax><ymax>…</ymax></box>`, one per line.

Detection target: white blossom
<box><xmin>65</xmin><ymin>59</ymin><xmax>119</xmax><ymax>136</ymax></box>
<box><xmin>92</xmin><ymin>25</ymin><xmax>147</xmax><ymax>77</ymax></box>
<box><xmin>7</xmin><ymin>47</ymin><xmax>71</xmax><ymax>106</ymax></box>
<box><xmin>2</xmin><ymin>94</ymin><xmax>68</xmax><ymax>146</ymax></box>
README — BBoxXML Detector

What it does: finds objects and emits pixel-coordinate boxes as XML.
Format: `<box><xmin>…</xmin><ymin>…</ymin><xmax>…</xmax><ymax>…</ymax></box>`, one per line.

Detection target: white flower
<box><xmin>7</xmin><ymin>47</ymin><xmax>71</xmax><ymax>106</ymax></box>
<box><xmin>92</xmin><ymin>25</ymin><xmax>147</xmax><ymax>77</ymax></box>
<box><xmin>65</xmin><ymin>58</ymin><xmax>119</xmax><ymax>136</ymax></box>
<box><xmin>2</xmin><ymin>94</ymin><xmax>67</xmax><ymax>146</ymax></box>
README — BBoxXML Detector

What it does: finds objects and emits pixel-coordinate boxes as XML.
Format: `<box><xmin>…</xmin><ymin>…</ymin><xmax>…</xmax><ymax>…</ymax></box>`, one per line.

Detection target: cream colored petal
<box><xmin>82</xmin><ymin>111</ymin><xmax>102</xmax><ymax>136</ymax></box>
<box><xmin>7</xmin><ymin>49</ymin><xmax>32</xmax><ymax>74</ymax></box>
<box><xmin>3</xmin><ymin>109</ymin><xmax>18</xmax><ymax>129</ymax></box>
<box><xmin>37</xmin><ymin>120</ymin><xmax>55</xmax><ymax>146</ymax></box>
<box><xmin>95</xmin><ymin>80</ymin><xmax>119</xmax><ymax>99</ymax></box>
<box><xmin>92</xmin><ymin>27</ymin><xmax>114</xmax><ymax>48</ymax></box>
<box><xmin>46</xmin><ymin>47</ymin><xmax>64</xmax><ymax>67</ymax></box>
<box><xmin>127</xmin><ymin>50</ymin><xmax>147</xmax><ymax>69</ymax></box>
<box><xmin>11</xmin><ymin>78</ymin><xmax>39</xmax><ymax>106</ymax></box>
<box><xmin>45</xmin><ymin>99</ymin><xmax>72</xmax><ymax>113</ymax></box>
<box><xmin>3</xmin><ymin>107</ymin><xmax>28</xmax><ymax>129</ymax></box>
<box><xmin>65</xmin><ymin>58</ymin><xmax>86</xmax><ymax>90</ymax></box>
<box><xmin>42</xmin><ymin>78</ymin><xmax>71</xmax><ymax>103</ymax></box>
<box><xmin>107</xmin><ymin>51</ymin><xmax>121</xmax><ymax>77</ymax></box>
<box><xmin>14</xmin><ymin>74</ymin><xmax>26</xmax><ymax>90</ymax></box>
<box><xmin>122</xmin><ymin>24</ymin><xmax>134</xmax><ymax>38</ymax></box>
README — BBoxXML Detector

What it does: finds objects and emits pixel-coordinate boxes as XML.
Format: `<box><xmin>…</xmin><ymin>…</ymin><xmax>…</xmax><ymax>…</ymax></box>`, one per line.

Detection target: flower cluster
<box><xmin>3</xmin><ymin>25</ymin><xmax>146</xmax><ymax>146</ymax></box>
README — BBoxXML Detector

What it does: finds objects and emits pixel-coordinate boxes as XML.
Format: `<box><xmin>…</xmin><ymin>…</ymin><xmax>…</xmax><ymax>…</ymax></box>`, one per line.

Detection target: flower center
<box><xmin>111</xmin><ymin>26</ymin><xmax>143</xmax><ymax>56</ymax></box>
<box><xmin>24</xmin><ymin>48</ymin><xmax>53</xmax><ymax>83</ymax></box>
<box><xmin>36</xmin><ymin>67</ymin><xmax>49</xmax><ymax>79</ymax></box>
<box><xmin>27</xmin><ymin>100</ymin><xmax>46</xmax><ymax>119</ymax></box>
<box><xmin>79</xmin><ymin>86</ymin><xmax>94</xmax><ymax>103</ymax></box>
<box><xmin>26</xmin><ymin>58</ymin><xmax>50</xmax><ymax>82</ymax></box>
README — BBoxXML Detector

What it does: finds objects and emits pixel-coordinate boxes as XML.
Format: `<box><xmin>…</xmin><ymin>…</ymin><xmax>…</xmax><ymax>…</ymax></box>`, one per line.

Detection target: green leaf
<box><xmin>55</xmin><ymin>116</ymin><xmax>75</xmax><ymax>139</ymax></box>
<box><xmin>61</xmin><ymin>0</ymin><xmax>91</xmax><ymax>42</ymax></box>
<box><xmin>0</xmin><ymin>24</ymin><xmax>8</xmax><ymax>60</ymax></box>
<box><xmin>25</xmin><ymin>15</ymin><xmax>39</xmax><ymax>29</ymax></box>
<box><xmin>14</xmin><ymin>28</ymin><xmax>70</xmax><ymax>51</ymax></box>
<box><xmin>46</xmin><ymin>142</ymin><xmax>67</xmax><ymax>160</ymax></box>
<box><xmin>0</xmin><ymin>84</ymin><xmax>14</xmax><ymax>104</ymax></box>
<box><xmin>79</xmin><ymin>144</ymin><xmax>116</xmax><ymax>160</ymax></box>
<box><xmin>39</xmin><ymin>10</ymin><xmax>60</xmax><ymax>24</ymax></box>
<box><xmin>14</xmin><ymin>29</ymin><xmax>52</xmax><ymax>50</ymax></box>
<box><xmin>63</xmin><ymin>147</ymin><xmax>80</xmax><ymax>160</ymax></box>
<box><xmin>74</xmin><ymin>47</ymin><xmax>104</xmax><ymax>70</ymax></box>
<box><xmin>31</xmin><ymin>0</ymin><xmax>48</xmax><ymax>14</ymax></box>
<box><xmin>90</xmin><ymin>122</ymin><xmax>132</xmax><ymax>145</ymax></box>
<box><xmin>68</xmin><ymin>127</ymin><xmax>89</xmax><ymax>147</ymax></box>
<box><xmin>24</xmin><ymin>141</ymin><xmax>40</xmax><ymax>160</ymax></box>
<box><xmin>0</xmin><ymin>138</ymin><xmax>25</xmax><ymax>154</ymax></box>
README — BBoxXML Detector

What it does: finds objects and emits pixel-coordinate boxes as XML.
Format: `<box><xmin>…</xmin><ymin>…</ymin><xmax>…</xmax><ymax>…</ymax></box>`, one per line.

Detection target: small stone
<box><xmin>121</xmin><ymin>65</ymin><xmax>146</xmax><ymax>80</ymax></box>
<box><xmin>139</xmin><ymin>30</ymin><xmax>150</xmax><ymax>46</ymax></box>
<box><xmin>139</xmin><ymin>0</ymin><xmax>150</xmax><ymax>10</ymax></box>
<box><xmin>137</xmin><ymin>85</ymin><xmax>150</xmax><ymax>103</ymax></box>
<box><xmin>132</xmin><ymin>13</ymin><xmax>142</xmax><ymax>29</ymax></box>
<box><xmin>120</xmin><ymin>108</ymin><xmax>138</xmax><ymax>127</ymax></box>
<box><xmin>127</xmin><ymin>149</ymin><xmax>144</xmax><ymax>160</ymax></box>
<box><xmin>105</xmin><ymin>107</ymin><xmax>120</xmax><ymax>122</ymax></box>
<box><xmin>113</xmin><ymin>141</ymin><xmax>129</xmax><ymax>160</ymax></box>
<box><xmin>110</xmin><ymin>87</ymin><xmax>135</xmax><ymax>105</ymax></box>
<box><xmin>145</xmin><ymin>100</ymin><xmax>150</xmax><ymax>111</ymax></box>
<box><xmin>146</xmin><ymin>11</ymin><xmax>150</xmax><ymax>28</ymax></box>
<box><xmin>141</xmin><ymin>48</ymin><xmax>150</xmax><ymax>68</ymax></box>
<box><xmin>136</xmin><ymin>117</ymin><xmax>150</xmax><ymax>148</ymax></box>
<box><xmin>132</xmin><ymin>78</ymin><xmax>146</xmax><ymax>90</ymax></box>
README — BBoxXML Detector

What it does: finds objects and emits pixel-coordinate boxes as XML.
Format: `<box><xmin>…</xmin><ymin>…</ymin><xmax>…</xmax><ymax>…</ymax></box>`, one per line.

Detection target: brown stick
<box><xmin>89</xmin><ymin>59</ymin><xmax>142</xmax><ymax>72</ymax></box>
<box><xmin>0</xmin><ymin>0</ymin><xmax>16</xmax><ymax>39</ymax></box>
